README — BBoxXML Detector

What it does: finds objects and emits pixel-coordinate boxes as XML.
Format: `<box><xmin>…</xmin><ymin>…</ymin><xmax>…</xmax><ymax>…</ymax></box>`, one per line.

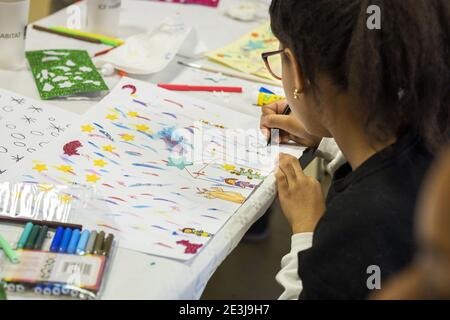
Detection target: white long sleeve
<box><xmin>316</xmin><ymin>138</ymin><xmax>346</xmax><ymax>175</ymax></box>
<box><xmin>276</xmin><ymin>233</ymin><xmax>313</xmax><ymax>300</ymax></box>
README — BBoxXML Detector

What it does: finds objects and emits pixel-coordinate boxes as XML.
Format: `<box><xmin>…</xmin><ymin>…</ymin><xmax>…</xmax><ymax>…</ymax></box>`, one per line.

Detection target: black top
<box><xmin>298</xmin><ymin>133</ymin><xmax>433</xmax><ymax>300</ymax></box>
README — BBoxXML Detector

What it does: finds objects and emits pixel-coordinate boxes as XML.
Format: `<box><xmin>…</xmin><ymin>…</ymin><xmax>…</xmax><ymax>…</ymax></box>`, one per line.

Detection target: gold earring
<box><xmin>293</xmin><ymin>89</ymin><xmax>301</xmax><ymax>99</ymax></box>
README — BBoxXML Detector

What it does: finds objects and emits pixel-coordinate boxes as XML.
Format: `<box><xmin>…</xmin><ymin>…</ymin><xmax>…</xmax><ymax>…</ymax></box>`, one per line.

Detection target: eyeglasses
<box><xmin>262</xmin><ymin>49</ymin><xmax>284</xmax><ymax>80</ymax></box>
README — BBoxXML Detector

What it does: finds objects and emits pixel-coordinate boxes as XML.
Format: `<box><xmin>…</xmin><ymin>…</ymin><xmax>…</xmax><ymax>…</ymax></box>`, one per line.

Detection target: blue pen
<box><xmin>67</xmin><ymin>229</ymin><xmax>81</xmax><ymax>254</ymax></box>
<box><xmin>50</xmin><ymin>227</ymin><xmax>64</xmax><ymax>252</ymax></box>
<box><xmin>76</xmin><ymin>230</ymin><xmax>90</xmax><ymax>255</ymax></box>
<box><xmin>58</xmin><ymin>228</ymin><xmax>72</xmax><ymax>253</ymax></box>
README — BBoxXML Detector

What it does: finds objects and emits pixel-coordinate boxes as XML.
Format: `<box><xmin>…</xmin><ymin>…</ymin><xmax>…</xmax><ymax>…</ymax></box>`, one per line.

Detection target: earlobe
<box><xmin>285</xmin><ymin>48</ymin><xmax>305</xmax><ymax>96</ymax></box>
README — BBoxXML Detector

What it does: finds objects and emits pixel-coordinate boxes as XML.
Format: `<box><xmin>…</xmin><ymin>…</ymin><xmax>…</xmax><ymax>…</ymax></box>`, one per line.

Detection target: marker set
<box><xmin>1</xmin><ymin>222</ymin><xmax>116</xmax><ymax>299</ymax></box>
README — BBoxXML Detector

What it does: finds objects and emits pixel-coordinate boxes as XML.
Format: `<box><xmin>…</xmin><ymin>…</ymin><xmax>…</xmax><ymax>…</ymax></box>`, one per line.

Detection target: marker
<box><xmin>34</xmin><ymin>284</ymin><xmax>44</xmax><ymax>295</ymax></box>
<box><xmin>76</xmin><ymin>230</ymin><xmax>90</xmax><ymax>255</ymax></box>
<box><xmin>103</xmin><ymin>234</ymin><xmax>114</xmax><ymax>257</ymax></box>
<box><xmin>0</xmin><ymin>234</ymin><xmax>20</xmax><ymax>264</ymax></box>
<box><xmin>34</xmin><ymin>225</ymin><xmax>48</xmax><ymax>250</ymax></box>
<box><xmin>267</xmin><ymin>105</ymin><xmax>291</xmax><ymax>146</ymax></box>
<box><xmin>25</xmin><ymin>225</ymin><xmax>41</xmax><ymax>249</ymax></box>
<box><xmin>93</xmin><ymin>231</ymin><xmax>105</xmax><ymax>255</ymax></box>
<box><xmin>17</xmin><ymin>222</ymin><xmax>33</xmax><ymax>249</ymax></box>
<box><xmin>58</xmin><ymin>228</ymin><xmax>73</xmax><ymax>253</ymax></box>
<box><xmin>67</xmin><ymin>229</ymin><xmax>81</xmax><ymax>254</ymax></box>
<box><xmin>85</xmin><ymin>231</ymin><xmax>97</xmax><ymax>254</ymax></box>
<box><xmin>50</xmin><ymin>227</ymin><xmax>64</xmax><ymax>252</ymax></box>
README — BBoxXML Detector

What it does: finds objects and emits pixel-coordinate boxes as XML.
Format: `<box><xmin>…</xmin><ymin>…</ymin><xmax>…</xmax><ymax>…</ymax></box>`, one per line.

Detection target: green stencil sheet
<box><xmin>26</xmin><ymin>49</ymin><xmax>109</xmax><ymax>100</ymax></box>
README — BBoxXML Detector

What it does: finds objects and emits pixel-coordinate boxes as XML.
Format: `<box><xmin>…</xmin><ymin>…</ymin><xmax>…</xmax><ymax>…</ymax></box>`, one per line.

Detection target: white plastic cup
<box><xmin>86</xmin><ymin>0</ymin><xmax>121</xmax><ymax>37</ymax></box>
<box><xmin>0</xmin><ymin>0</ymin><xmax>30</xmax><ymax>70</ymax></box>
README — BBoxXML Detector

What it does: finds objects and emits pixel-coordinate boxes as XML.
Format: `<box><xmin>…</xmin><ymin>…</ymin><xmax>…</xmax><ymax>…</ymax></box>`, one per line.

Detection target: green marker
<box><xmin>0</xmin><ymin>285</ymin><xmax>6</xmax><ymax>300</ymax></box>
<box><xmin>17</xmin><ymin>222</ymin><xmax>34</xmax><ymax>249</ymax></box>
<box><xmin>0</xmin><ymin>234</ymin><xmax>20</xmax><ymax>264</ymax></box>
<box><xmin>34</xmin><ymin>225</ymin><xmax>48</xmax><ymax>250</ymax></box>
<box><xmin>93</xmin><ymin>231</ymin><xmax>105</xmax><ymax>255</ymax></box>
<box><xmin>102</xmin><ymin>234</ymin><xmax>114</xmax><ymax>257</ymax></box>
<box><xmin>25</xmin><ymin>225</ymin><xmax>41</xmax><ymax>250</ymax></box>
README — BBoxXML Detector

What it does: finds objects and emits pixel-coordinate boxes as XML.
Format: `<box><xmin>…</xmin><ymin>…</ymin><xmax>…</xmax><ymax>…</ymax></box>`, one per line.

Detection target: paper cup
<box><xmin>0</xmin><ymin>0</ymin><xmax>30</xmax><ymax>70</ymax></box>
<box><xmin>87</xmin><ymin>0</ymin><xmax>121</xmax><ymax>37</ymax></box>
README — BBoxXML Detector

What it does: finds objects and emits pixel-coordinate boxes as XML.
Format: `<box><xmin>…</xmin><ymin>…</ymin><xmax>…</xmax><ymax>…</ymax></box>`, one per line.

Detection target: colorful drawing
<box><xmin>181</xmin><ymin>228</ymin><xmax>213</xmax><ymax>238</ymax></box>
<box><xmin>205</xmin><ymin>23</ymin><xmax>281</xmax><ymax>80</ymax></box>
<box><xmin>1</xmin><ymin>78</ymin><xmax>301</xmax><ymax>261</ymax></box>
<box><xmin>63</xmin><ymin>140</ymin><xmax>83</xmax><ymax>156</ymax></box>
<box><xmin>197</xmin><ymin>187</ymin><xmax>246</xmax><ymax>204</ymax></box>
<box><xmin>176</xmin><ymin>240</ymin><xmax>203</xmax><ymax>254</ymax></box>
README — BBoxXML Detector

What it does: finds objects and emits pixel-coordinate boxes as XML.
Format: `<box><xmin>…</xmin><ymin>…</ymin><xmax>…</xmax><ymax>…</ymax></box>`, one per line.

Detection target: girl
<box><xmin>260</xmin><ymin>0</ymin><xmax>449</xmax><ymax>299</ymax></box>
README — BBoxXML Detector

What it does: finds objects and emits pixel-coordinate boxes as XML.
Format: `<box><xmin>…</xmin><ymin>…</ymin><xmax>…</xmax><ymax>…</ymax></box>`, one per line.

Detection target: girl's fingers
<box><xmin>275</xmin><ymin>169</ymin><xmax>289</xmax><ymax>189</ymax></box>
<box><xmin>279</xmin><ymin>154</ymin><xmax>298</xmax><ymax>185</ymax></box>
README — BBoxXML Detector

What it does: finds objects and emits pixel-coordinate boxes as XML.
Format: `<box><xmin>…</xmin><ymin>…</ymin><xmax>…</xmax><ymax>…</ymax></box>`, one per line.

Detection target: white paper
<box><xmin>0</xmin><ymin>88</ymin><xmax>75</xmax><ymax>175</ymax></box>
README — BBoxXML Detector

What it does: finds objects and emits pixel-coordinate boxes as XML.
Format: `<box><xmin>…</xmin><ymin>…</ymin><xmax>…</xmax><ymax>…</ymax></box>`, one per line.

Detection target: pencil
<box><xmin>0</xmin><ymin>215</ymin><xmax>83</xmax><ymax>230</ymax></box>
<box><xmin>177</xmin><ymin>61</ymin><xmax>282</xmax><ymax>88</ymax></box>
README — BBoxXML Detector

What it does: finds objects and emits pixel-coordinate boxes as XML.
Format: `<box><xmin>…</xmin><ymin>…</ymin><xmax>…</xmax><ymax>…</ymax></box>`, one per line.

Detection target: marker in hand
<box><xmin>267</xmin><ymin>105</ymin><xmax>292</xmax><ymax>146</ymax></box>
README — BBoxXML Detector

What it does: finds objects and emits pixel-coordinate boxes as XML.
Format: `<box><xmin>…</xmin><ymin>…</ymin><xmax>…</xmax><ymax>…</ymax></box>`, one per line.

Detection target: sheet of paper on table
<box><xmin>0</xmin><ymin>78</ymin><xmax>302</xmax><ymax>260</ymax></box>
<box><xmin>205</xmin><ymin>22</ymin><xmax>281</xmax><ymax>80</ymax></box>
<box><xmin>0</xmin><ymin>88</ymin><xmax>76</xmax><ymax>175</ymax></box>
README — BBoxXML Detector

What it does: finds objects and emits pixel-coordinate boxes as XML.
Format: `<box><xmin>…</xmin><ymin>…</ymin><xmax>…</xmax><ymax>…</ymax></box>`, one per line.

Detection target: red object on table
<box><xmin>157</xmin><ymin>0</ymin><xmax>220</xmax><ymax>8</ymax></box>
<box><xmin>158</xmin><ymin>84</ymin><xmax>243</xmax><ymax>93</ymax></box>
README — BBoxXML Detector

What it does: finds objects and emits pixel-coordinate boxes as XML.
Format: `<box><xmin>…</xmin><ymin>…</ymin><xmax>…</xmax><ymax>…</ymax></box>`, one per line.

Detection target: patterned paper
<box><xmin>0</xmin><ymin>88</ymin><xmax>74</xmax><ymax>175</ymax></box>
<box><xmin>206</xmin><ymin>23</ymin><xmax>280</xmax><ymax>80</ymax></box>
<box><xmin>26</xmin><ymin>49</ymin><xmax>109</xmax><ymax>100</ymax></box>
<box><xmin>1</xmin><ymin>78</ymin><xmax>300</xmax><ymax>260</ymax></box>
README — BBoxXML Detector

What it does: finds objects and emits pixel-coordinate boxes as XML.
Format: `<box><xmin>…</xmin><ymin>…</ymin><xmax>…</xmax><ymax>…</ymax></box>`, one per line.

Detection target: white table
<box><xmin>0</xmin><ymin>0</ymin><xmax>287</xmax><ymax>299</ymax></box>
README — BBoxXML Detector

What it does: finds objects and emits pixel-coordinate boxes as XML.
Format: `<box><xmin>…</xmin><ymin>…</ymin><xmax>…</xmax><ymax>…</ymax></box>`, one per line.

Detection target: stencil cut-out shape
<box><xmin>63</xmin><ymin>140</ymin><xmax>83</xmax><ymax>156</ymax></box>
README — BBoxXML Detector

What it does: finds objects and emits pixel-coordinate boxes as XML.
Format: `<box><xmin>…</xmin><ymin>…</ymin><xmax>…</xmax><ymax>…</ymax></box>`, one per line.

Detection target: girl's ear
<box><xmin>284</xmin><ymin>48</ymin><xmax>305</xmax><ymax>94</ymax></box>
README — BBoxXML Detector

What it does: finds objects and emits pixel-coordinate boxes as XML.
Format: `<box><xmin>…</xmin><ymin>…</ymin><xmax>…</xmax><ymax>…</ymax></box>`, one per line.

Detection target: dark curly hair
<box><xmin>270</xmin><ymin>0</ymin><xmax>449</xmax><ymax>151</ymax></box>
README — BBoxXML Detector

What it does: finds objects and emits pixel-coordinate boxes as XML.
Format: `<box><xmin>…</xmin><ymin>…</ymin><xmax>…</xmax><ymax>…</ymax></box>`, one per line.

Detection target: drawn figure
<box><xmin>63</xmin><ymin>140</ymin><xmax>83</xmax><ymax>156</ymax></box>
<box><xmin>224</xmin><ymin>178</ymin><xmax>256</xmax><ymax>189</ymax></box>
<box><xmin>197</xmin><ymin>187</ymin><xmax>246</xmax><ymax>204</ymax></box>
<box><xmin>181</xmin><ymin>228</ymin><xmax>212</xmax><ymax>238</ymax></box>
<box><xmin>176</xmin><ymin>240</ymin><xmax>203</xmax><ymax>254</ymax></box>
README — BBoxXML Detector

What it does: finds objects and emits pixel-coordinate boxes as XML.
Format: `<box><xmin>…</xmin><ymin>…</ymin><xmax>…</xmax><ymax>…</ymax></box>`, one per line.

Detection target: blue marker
<box><xmin>50</xmin><ymin>227</ymin><xmax>64</xmax><ymax>252</ymax></box>
<box><xmin>76</xmin><ymin>230</ymin><xmax>90</xmax><ymax>255</ymax></box>
<box><xmin>58</xmin><ymin>228</ymin><xmax>73</xmax><ymax>253</ymax></box>
<box><xmin>67</xmin><ymin>229</ymin><xmax>81</xmax><ymax>254</ymax></box>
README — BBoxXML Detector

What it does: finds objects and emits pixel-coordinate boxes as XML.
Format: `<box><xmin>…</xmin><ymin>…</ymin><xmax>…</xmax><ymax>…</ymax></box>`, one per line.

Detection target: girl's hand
<box><xmin>260</xmin><ymin>99</ymin><xmax>322</xmax><ymax>147</ymax></box>
<box><xmin>276</xmin><ymin>153</ymin><xmax>326</xmax><ymax>234</ymax></box>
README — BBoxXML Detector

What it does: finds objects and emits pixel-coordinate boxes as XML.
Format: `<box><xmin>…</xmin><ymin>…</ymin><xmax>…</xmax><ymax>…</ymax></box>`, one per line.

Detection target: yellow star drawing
<box><xmin>59</xmin><ymin>194</ymin><xmax>73</xmax><ymax>204</ymax></box>
<box><xmin>121</xmin><ymin>133</ymin><xmax>135</xmax><ymax>142</ymax></box>
<box><xmin>106</xmin><ymin>114</ymin><xmax>119</xmax><ymax>121</ymax></box>
<box><xmin>33</xmin><ymin>163</ymin><xmax>48</xmax><ymax>173</ymax></box>
<box><xmin>86</xmin><ymin>174</ymin><xmax>100</xmax><ymax>183</ymax></box>
<box><xmin>134</xmin><ymin>124</ymin><xmax>150</xmax><ymax>132</ymax></box>
<box><xmin>81</xmin><ymin>124</ymin><xmax>95</xmax><ymax>133</ymax></box>
<box><xmin>93</xmin><ymin>159</ymin><xmax>108</xmax><ymax>167</ymax></box>
<box><xmin>223</xmin><ymin>164</ymin><xmax>236</xmax><ymax>171</ymax></box>
<box><xmin>37</xmin><ymin>184</ymin><xmax>54</xmax><ymax>192</ymax></box>
<box><xmin>127</xmin><ymin>111</ymin><xmax>140</xmax><ymax>118</ymax></box>
<box><xmin>102</xmin><ymin>145</ymin><xmax>116</xmax><ymax>152</ymax></box>
<box><xmin>55</xmin><ymin>165</ymin><xmax>73</xmax><ymax>173</ymax></box>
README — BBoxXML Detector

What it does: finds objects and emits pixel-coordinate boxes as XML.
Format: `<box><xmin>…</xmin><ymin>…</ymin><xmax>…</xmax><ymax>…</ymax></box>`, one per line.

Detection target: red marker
<box><xmin>157</xmin><ymin>84</ymin><xmax>243</xmax><ymax>93</ymax></box>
